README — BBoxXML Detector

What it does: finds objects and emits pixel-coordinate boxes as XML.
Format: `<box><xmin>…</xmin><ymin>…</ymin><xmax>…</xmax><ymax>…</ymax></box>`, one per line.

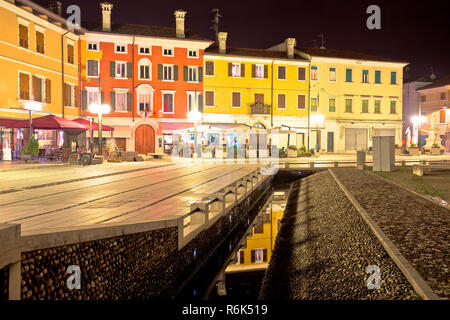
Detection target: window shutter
<box><xmin>198</xmin><ymin>95</ymin><xmax>203</xmax><ymax>112</ymax></box>
<box><xmin>74</xmin><ymin>85</ymin><xmax>78</xmax><ymax>108</ymax></box>
<box><xmin>183</xmin><ymin>66</ymin><xmax>188</xmax><ymax>81</ymax></box>
<box><xmin>110</xmin><ymin>61</ymin><xmax>115</xmax><ymax>78</ymax></box>
<box><xmin>198</xmin><ymin>67</ymin><xmax>203</xmax><ymax>82</ymax></box>
<box><xmin>127</xmin><ymin>92</ymin><xmax>132</xmax><ymax>111</ymax></box>
<box><xmin>251</xmin><ymin>250</ymin><xmax>255</xmax><ymax>263</ymax></box>
<box><xmin>263</xmin><ymin>249</ymin><xmax>267</xmax><ymax>262</ymax></box>
<box><xmin>174</xmin><ymin>65</ymin><xmax>178</xmax><ymax>81</ymax></box>
<box><xmin>239</xmin><ymin>251</ymin><xmax>244</xmax><ymax>264</ymax></box>
<box><xmin>127</xmin><ymin>62</ymin><xmax>132</xmax><ymax>78</ymax></box>
<box><xmin>158</xmin><ymin>64</ymin><xmax>163</xmax><ymax>80</ymax></box>
<box><xmin>298</xmin><ymin>95</ymin><xmax>305</xmax><ymax>109</ymax></box>
<box><xmin>252</xmin><ymin>64</ymin><xmax>256</xmax><ymax>78</ymax></box>
<box><xmin>46</xmin><ymin>79</ymin><xmax>51</xmax><ymax>103</ymax></box>
<box><xmin>264</xmin><ymin>65</ymin><xmax>268</xmax><ymax>78</ymax></box>
<box><xmin>81</xmin><ymin>90</ymin><xmax>87</xmax><ymax>110</ymax></box>
<box><xmin>241</xmin><ymin>63</ymin><xmax>245</xmax><ymax>77</ymax></box>
<box><xmin>110</xmin><ymin>92</ymin><xmax>116</xmax><ymax>110</ymax></box>
<box><xmin>206</xmin><ymin>61</ymin><xmax>214</xmax><ymax>76</ymax></box>
<box><xmin>101</xmin><ymin>91</ymin><xmax>105</xmax><ymax>104</ymax></box>
<box><xmin>32</xmin><ymin>76</ymin><xmax>39</xmax><ymax>101</ymax></box>
<box><xmin>228</xmin><ymin>63</ymin><xmax>232</xmax><ymax>76</ymax></box>
<box><xmin>346</xmin><ymin>69</ymin><xmax>352</xmax><ymax>82</ymax></box>
<box><xmin>63</xmin><ymin>83</ymin><xmax>68</xmax><ymax>106</ymax></box>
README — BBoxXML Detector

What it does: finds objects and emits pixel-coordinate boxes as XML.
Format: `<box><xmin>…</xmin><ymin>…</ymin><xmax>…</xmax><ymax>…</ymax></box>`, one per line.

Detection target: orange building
<box><xmin>79</xmin><ymin>2</ymin><xmax>212</xmax><ymax>155</ymax></box>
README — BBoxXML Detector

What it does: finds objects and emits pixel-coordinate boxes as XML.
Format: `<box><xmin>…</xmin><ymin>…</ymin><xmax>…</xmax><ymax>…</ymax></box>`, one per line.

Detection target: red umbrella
<box><xmin>72</xmin><ymin>118</ymin><xmax>114</xmax><ymax>131</ymax></box>
<box><xmin>0</xmin><ymin>118</ymin><xmax>28</xmax><ymax>128</ymax></box>
<box><xmin>4</xmin><ymin>115</ymin><xmax>87</xmax><ymax>130</ymax></box>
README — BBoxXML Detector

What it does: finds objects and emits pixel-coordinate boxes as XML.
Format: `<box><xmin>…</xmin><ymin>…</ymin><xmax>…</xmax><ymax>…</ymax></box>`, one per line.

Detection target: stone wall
<box><xmin>0</xmin><ymin>265</ymin><xmax>8</xmax><ymax>300</ymax></box>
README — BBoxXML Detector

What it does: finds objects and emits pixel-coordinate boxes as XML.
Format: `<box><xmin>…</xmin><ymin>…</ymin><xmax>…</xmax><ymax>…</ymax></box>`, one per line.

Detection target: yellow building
<box><xmin>203</xmin><ymin>34</ymin><xmax>310</xmax><ymax>150</ymax></box>
<box><xmin>0</xmin><ymin>0</ymin><xmax>81</xmax><ymax>121</ymax></box>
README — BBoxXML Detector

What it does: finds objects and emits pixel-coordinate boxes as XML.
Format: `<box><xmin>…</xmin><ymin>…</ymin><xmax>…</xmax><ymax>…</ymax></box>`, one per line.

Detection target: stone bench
<box><xmin>412</xmin><ymin>164</ymin><xmax>450</xmax><ymax>176</ymax></box>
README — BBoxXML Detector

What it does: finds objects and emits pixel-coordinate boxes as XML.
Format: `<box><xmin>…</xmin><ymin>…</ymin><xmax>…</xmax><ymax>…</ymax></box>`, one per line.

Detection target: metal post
<box><xmin>29</xmin><ymin>110</ymin><xmax>32</xmax><ymax>138</ymax></box>
<box><xmin>61</xmin><ymin>33</ymin><xmax>64</xmax><ymax>118</ymax></box>
<box><xmin>418</xmin><ymin>100</ymin><xmax>422</xmax><ymax>150</ymax></box>
<box><xmin>98</xmin><ymin>113</ymin><xmax>103</xmax><ymax>156</ymax></box>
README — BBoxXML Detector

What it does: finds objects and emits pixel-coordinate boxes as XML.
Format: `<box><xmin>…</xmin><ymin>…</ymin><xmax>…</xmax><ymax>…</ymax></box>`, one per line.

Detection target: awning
<box><xmin>2</xmin><ymin>115</ymin><xmax>86</xmax><ymax>130</ymax></box>
<box><xmin>0</xmin><ymin>118</ymin><xmax>24</xmax><ymax>128</ymax></box>
<box><xmin>158</xmin><ymin>122</ymin><xmax>194</xmax><ymax>134</ymax></box>
<box><xmin>72</xmin><ymin>118</ymin><xmax>115</xmax><ymax>131</ymax></box>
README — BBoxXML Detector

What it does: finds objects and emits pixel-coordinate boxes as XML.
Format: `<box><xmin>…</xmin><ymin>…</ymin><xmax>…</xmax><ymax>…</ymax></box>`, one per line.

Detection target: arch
<box><xmin>134</xmin><ymin>124</ymin><xmax>155</xmax><ymax>155</ymax></box>
<box><xmin>138</xmin><ymin>58</ymin><xmax>152</xmax><ymax>80</ymax></box>
<box><xmin>136</xmin><ymin>84</ymin><xmax>154</xmax><ymax>114</ymax></box>
<box><xmin>253</xmin><ymin>122</ymin><xmax>266</xmax><ymax>129</ymax></box>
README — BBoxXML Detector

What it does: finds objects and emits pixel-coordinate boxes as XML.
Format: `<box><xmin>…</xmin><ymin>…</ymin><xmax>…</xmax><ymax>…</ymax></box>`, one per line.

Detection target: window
<box><xmin>375</xmin><ymin>70</ymin><xmax>381</xmax><ymax>84</ymax></box>
<box><xmin>137</xmin><ymin>85</ymin><xmax>153</xmax><ymax>113</ymax></box>
<box><xmin>163</xmin><ymin>65</ymin><xmax>173</xmax><ymax>80</ymax></box>
<box><xmin>329</xmin><ymin>98</ymin><xmax>336</xmax><ymax>112</ymax></box>
<box><xmin>254</xmin><ymin>64</ymin><xmax>264</xmax><ymax>79</ymax></box>
<box><xmin>311</xmin><ymin>98</ymin><xmax>318</xmax><ymax>112</ymax></box>
<box><xmin>87</xmin><ymin>60</ymin><xmax>99</xmax><ymax>77</ymax></box>
<box><xmin>278</xmin><ymin>66</ymin><xmax>286</xmax><ymax>80</ymax></box>
<box><xmin>297</xmin><ymin>95</ymin><xmax>306</xmax><ymax>110</ymax></box>
<box><xmin>439</xmin><ymin>110</ymin><xmax>447</xmax><ymax>123</ymax></box>
<box><xmin>277</xmin><ymin>93</ymin><xmax>286</xmax><ymax>109</ymax></box>
<box><xmin>163</xmin><ymin>48</ymin><xmax>173</xmax><ymax>56</ymax></box>
<box><xmin>390</xmin><ymin>101</ymin><xmax>397</xmax><ymax>114</ymax></box>
<box><xmin>254</xmin><ymin>224</ymin><xmax>263</xmax><ymax>234</ymax></box>
<box><xmin>187</xmin><ymin>92</ymin><xmax>200</xmax><ymax>112</ymax></box>
<box><xmin>188</xmin><ymin>49</ymin><xmax>198</xmax><ymax>58</ymax></box>
<box><xmin>115</xmin><ymin>62</ymin><xmax>127</xmax><ymax>78</ymax></box>
<box><xmin>138</xmin><ymin>92</ymin><xmax>151</xmax><ymax>112</ymax></box>
<box><xmin>36</xmin><ymin>31</ymin><xmax>44</xmax><ymax>54</ymax></box>
<box><xmin>87</xmin><ymin>42</ymin><xmax>98</xmax><ymax>51</ymax></box>
<box><xmin>64</xmin><ymin>83</ymin><xmax>75</xmax><ymax>107</ymax></box>
<box><xmin>205</xmin><ymin>61</ymin><xmax>214</xmax><ymax>76</ymax></box>
<box><xmin>18</xmin><ymin>23</ymin><xmax>28</xmax><ymax>49</ymax></box>
<box><xmin>441</xmin><ymin>92</ymin><xmax>447</xmax><ymax>100</ymax></box>
<box><xmin>390</xmin><ymin>71</ymin><xmax>397</xmax><ymax>84</ymax></box>
<box><xmin>205</xmin><ymin>91</ymin><xmax>214</xmax><ymax>107</ymax></box>
<box><xmin>374</xmin><ymin>100</ymin><xmax>381</xmax><ymax>113</ymax></box>
<box><xmin>345</xmin><ymin>68</ymin><xmax>352</xmax><ymax>82</ymax></box>
<box><xmin>115</xmin><ymin>92</ymin><xmax>127</xmax><ymax>111</ymax></box>
<box><xmin>255</xmin><ymin>93</ymin><xmax>264</xmax><ymax>105</ymax></box>
<box><xmin>232</xmin><ymin>92</ymin><xmax>241</xmax><ymax>108</ymax></box>
<box><xmin>67</xmin><ymin>44</ymin><xmax>74</xmax><ymax>64</ymax></box>
<box><xmin>187</xmin><ymin>66</ymin><xmax>198</xmax><ymax>82</ymax></box>
<box><xmin>298</xmin><ymin>67</ymin><xmax>306</xmax><ymax>81</ymax></box>
<box><xmin>88</xmin><ymin>90</ymin><xmax>100</xmax><ymax>107</ymax></box>
<box><xmin>329</xmin><ymin>67</ymin><xmax>336</xmax><ymax>81</ymax></box>
<box><xmin>115</xmin><ymin>44</ymin><xmax>127</xmax><ymax>53</ymax></box>
<box><xmin>162</xmin><ymin>92</ymin><xmax>174</xmax><ymax>113</ymax></box>
<box><xmin>345</xmin><ymin>99</ymin><xmax>352</xmax><ymax>112</ymax></box>
<box><xmin>362</xmin><ymin>99</ymin><xmax>369</xmax><ymax>113</ymax></box>
<box><xmin>139</xmin><ymin>46</ymin><xmax>151</xmax><ymax>55</ymax></box>
<box><xmin>19</xmin><ymin>72</ymin><xmax>30</xmax><ymax>100</ymax></box>
<box><xmin>252</xmin><ymin>249</ymin><xmax>266</xmax><ymax>263</ymax></box>
<box><xmin>138</xmin><ymin>59</ymin><xmax>151</xmax><ymax>80</ymax></box>
<box><xmin>32</xmin><ymin>76</ymin><xmax>45</xmax><ymax>102</ymax></box>
<box><xmin>237</xmin><ymin>250</ymin><xmax>244</xmax><ymax>264</ymax></box>
<box><xmin>362</xmin><ymin>70</ymin><xmax>369</xmax><ymax>83</ymax></box>
<box><xmin>310</xmin><ymin>66</ymin><xmax>318</xmax><ymax>80</ymax></box>
<box><xmin>232</xmin><ymin>63</ymin><xmax>241</xmax><ymax>77</ymax></box>
<box><xmin>421</xmin><ymin>96</ymin><xmax>426</xmax><ymax>103</ymax></box>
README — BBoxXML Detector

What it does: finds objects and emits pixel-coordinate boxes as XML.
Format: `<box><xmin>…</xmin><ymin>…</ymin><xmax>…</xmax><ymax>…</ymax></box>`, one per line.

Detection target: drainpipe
<box><xmin>61</xmin><ymin>30</ymin><xmax>71</xmax><ymax>118</ymax></box>
<box><xmin>132</xmin><ymin>36</ymin><xmax>135</xmax><ymax>122</ymax></box>
<box><xmin>270</xmin><ymin>59</ymin><xmax>275</xmax><ymax>127</ymax></box>
<box><xmin>307</xmin><ymin>67</ymin><xmax>311</xmax><ymax>150</ymax></box>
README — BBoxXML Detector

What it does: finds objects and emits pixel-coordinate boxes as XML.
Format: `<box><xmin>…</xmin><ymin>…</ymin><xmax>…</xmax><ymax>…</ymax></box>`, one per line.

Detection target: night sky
<box><xmin>36</xmin><ymin>0</ymin><xmax>450</xmax><ymax>80</ymax></box>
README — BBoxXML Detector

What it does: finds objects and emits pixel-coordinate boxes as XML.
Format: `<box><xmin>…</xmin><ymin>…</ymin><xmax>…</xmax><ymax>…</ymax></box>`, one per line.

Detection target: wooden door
<box><xmin>135</xmin><ymin>125</ymin><xmax>155</xmax><ymax>155</ymax></box>
<box><xmin>115</xmin><ymin>138</ymin><xmax>127</xmax><ymax>151</ymax></box>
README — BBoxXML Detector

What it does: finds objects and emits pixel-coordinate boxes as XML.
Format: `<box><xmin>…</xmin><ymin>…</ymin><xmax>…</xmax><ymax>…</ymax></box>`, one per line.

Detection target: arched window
<box><xmin>136</xmin><ymin>84</ymin><xmax>154</xmax><ymax>114</ymax></box>
<box><xmin>253</xmin><ymin>123</ymin><xmax>266</xmax><ymax>129</ymax></box>
<box><xmin>138</xmin><ymin>58</ymin><xmax>151</xmax><ymax>80</ymax></box>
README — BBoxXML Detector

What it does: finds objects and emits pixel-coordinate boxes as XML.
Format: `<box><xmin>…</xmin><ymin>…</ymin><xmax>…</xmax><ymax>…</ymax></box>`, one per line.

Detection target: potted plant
<box><xmin>395</xmin><ymin>144</ymin><xmax>402</xmax><ymax>156</ymax></box>
<box><xmin>409</xmin><ymin>143</ymin><xmax>420</xmax><ymax>156</ymax></box>
<box><xmin>287</xmin><ymin>145</ymin><xmax>298</xmax><ymax>158</ymax></box>
<box><xmin>297</xmin><ymin>145</ymin><xmax>312</xmax><ymax>157</ymax></box>
<box><xmin>201</xmin><ymin>144</ymin><xmax>214</xmax><ymax>158</ymax></box>
<box><xmin>431</xmin><ymin>143</ymin><xmax>441</xmax><ymax>155</ymax></box>
<box><xmin>279</xmin><ymin>148</ymin><xmax>287</xmax><ymax>158</ymax></box>
<box><xmin>20</xmin><ymin>136</ymin><xmax>39</xmax><ymax>163</ymax></box>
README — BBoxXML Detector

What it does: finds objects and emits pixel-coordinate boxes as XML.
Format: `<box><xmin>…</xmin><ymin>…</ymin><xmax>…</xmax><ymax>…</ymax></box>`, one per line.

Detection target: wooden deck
<box><xmin>0</xmin><ymin>162</ymin><xmax>262</xmax><ymax>236</ymax></box>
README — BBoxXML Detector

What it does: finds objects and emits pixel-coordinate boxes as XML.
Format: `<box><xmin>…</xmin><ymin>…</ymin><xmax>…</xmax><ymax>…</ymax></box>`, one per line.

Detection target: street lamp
<box><xmin>311</xmin><ymin>113</ymin><xmax>324</xmax><ymax>151</ymax></box>
<box><xmin>89</xmin><ymin>103</ymin><xmax>110</xmax><ymax>156</ymax></box>
<box><xmin>188</xmin><ymin>111</ymin><xmax>202</xmax><ymax>158</ymax></box>
<box><xmin>24</xmin><ymin>100</ymin><xmax>43</xmax><ymax>139</ymax></box>
<box><xmin>411</xmin><ymin>115</ymin><xmax>426</xmax><ymax>146</ymax></box>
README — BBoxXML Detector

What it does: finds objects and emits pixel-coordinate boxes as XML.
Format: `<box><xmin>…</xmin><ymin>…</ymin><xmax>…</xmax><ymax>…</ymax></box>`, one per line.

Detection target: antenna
<box><xmin>307</xmin><ymin>39</ymin><xmax>317</xmax><ymax>48</ymax></box>
<box><xmin>317</xmin><ymin>34</ymin><xmax>325</xmax><ymax>49</ymax></box>
<box><xmin>430</xmin><ymin>66</ymin><xmax>436</xmax><ymax>80</ymax></box>
<box><xmin>210</xmin><ymin>9</ymin><xmax>222</xmax><ymax>43</ymax></box>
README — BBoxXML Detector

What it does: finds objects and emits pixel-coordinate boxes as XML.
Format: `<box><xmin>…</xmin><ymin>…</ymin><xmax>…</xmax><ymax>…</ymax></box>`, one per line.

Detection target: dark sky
<box><xmin>37</xmin><ymin>0</ymin><xmax>450</xmax><ymax>80</ymax></box>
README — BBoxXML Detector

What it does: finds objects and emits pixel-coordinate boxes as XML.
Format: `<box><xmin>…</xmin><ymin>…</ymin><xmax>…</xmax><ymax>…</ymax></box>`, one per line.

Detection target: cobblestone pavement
<box><xmin>332</xmin><ymin>168</ymin><xmax>449</xmax><ymax>298</ymax></box>
<box><xmin>260</xmin><ymin>171</ymin><xmax>418</xmax><ymax>300</ymax></box>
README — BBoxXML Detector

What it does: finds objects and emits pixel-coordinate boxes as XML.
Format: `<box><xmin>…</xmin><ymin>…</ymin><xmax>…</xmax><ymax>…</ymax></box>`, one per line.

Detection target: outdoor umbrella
<box><xmin>3</xmin><ymin>115</ymin><xmax>87</xmax><ymax>130</ymax></box>
<box><xmin>72</xmin><ymin>118</ymin><xmax>114</xmax><ymax>131</ymax></box>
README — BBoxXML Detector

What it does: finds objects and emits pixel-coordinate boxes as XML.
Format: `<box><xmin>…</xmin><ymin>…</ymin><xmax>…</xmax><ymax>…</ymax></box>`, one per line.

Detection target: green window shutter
<box><xmin>311</xmin><ymin>98</ymin><xmax>317</xmax><ymax>112</ymax></box>
<box><xmin>110</xmin><ymin>61</ymin><xmax>115</xmax><ymax>78</ymax></box>
<box><xmin>110</xmin><ymin>92</ymin><xmax>116</xmax><ymax>110</ymax></box>
<box><xmin>375</xmin><ymin>100</ymin><xmax>381</xmax><ymax>113</ymax></box>
<box><xmin>362</xmin><ymin>70</ymin><xmax>368</xmax><ymax>82</ymax></box>
<box><xmin>183</xmin><ymin>66</ymin><xmax>188</xmax><ymax>81</ymax></box>
<box><xmin>390</xmin><ymin>101</ymin><xmax>396</xmax><ymax>113</ymax></box>
<box><xmin>198</xmin><ymin>67</ymin><xmax>203</xmax><ymax>82</ymax></box>
<box><xmin>391</xmin><ymin>71</ymin><xmax>396</xmax><ymax>84</ymax></box>
<box><xmin>375</xmin><ymin>70</ymin><xmax>381</xmax><ymax>83</ymax></box>
<box><xmin>101</xmin><ymin>91</ymin><xmax>105</xmax><ymax>104</ymax></box>
<box><xmin>127</xmin><ymin>92</ymin><xmax>132</xmax><ymax>111</ymax></box>
<box><xmin>329</xmin><ymin>99</ymin><xmax>335</xmax><ymax>112</ymax></box>
<box><xmin>311</xmin><ymin>66</ymin><xmax>317</xmax><ymax>70</ymax></box>
<box><xmin>345</xmin><ymin>99</ymin><xmax>352</xmax><ymax>112</ymax></box>
<box><xmin>127</xmin><ymin>62</ymin><xmax>132</xmax><ymax>78</ymax></box>
<box><xmin>362</xmin><ymin>100</ymin><xmax>368</xmax><ymax>113</ymax></box>
<box><xmin>346</xmin><ymin>69</ymin><xmax>352</xmax><ymax>82</ymax></box>
<box><xmin>81</xmin><ymin>90</ymin><xmax>87</xmax><ymax>110</ymax></box>
<box><xmin>198</xmin><ymin>95</ymin><xmax>203</xmax><ymax>112</ymax></box>
<box><xmin>329</xmin><ymin>67</ymin><xmax>336</xmax><ymax>72</ymax></box>
<box><xmin>174</xmin><ymin>65</ymin><xmax>178</xmax><ymax>81</ymax></box>
<box><xmin>158</xmin><ymin>64</ymin><xmax>163</xmax><ymax>80</ymax></box>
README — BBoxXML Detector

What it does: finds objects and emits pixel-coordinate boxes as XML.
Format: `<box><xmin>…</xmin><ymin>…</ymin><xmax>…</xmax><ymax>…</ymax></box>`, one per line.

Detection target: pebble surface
<box><xmin>260</xmin><ymin>171</ymin><xmax>418</xmax><ymax>300</ymax></box>
<box><xmin>332</xmin><ymin>168</ymin><xmax>449</xmax><ymax>298</ymax></box>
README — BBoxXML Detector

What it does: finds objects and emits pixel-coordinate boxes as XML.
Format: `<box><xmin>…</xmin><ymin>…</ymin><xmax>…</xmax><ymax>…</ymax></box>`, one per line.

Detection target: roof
<box><xmin>417</xmin><ymin>74</ymin><xmax>450</xmax><ymax>91</ymax></box>
<box><xmin>82</xmin><ymin>22</ymin><xmax>210</xmax><ymax>42</ymax></box>
<box><xmin>205</xmin><ymin>46</ymin><xmax>308</xmax><ymax>61</ymax></box>
<box><xmin>296</xmin><ymin>47</ymin><xmax>408</xmax><ymax>64</ymax></box>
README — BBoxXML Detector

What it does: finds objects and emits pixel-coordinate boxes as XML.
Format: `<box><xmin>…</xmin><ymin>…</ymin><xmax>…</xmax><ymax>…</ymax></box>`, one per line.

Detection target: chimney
<box><xmin>218</xmin><ymin>32</ymin><xmax>227</xmax><ymax>54</ymax></box>
<box><xmin>174</xmin><ymin>10</ymin><xmax>187</xmax><ymax>38</ymax></box>
<box><xmin>100</xmin><ymin>2</ymin><xmax>113</xmax><ymax>32</ymax></box>
<box><xmin>46</xmin><ymin>1</ymin><xmax>62</xmax><ymax>16</ymax></box>
<box><xmin>285</xmin><ymin>38</ymin><xmax>296</xmax><ymax>59</ymax></box>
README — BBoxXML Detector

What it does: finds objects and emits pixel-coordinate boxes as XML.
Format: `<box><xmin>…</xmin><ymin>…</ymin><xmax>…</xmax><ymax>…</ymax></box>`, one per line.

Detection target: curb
<box><xmin>328</xmin><ymin>168</ymin><xmax>441</xmax><ymax>300</ymax></box>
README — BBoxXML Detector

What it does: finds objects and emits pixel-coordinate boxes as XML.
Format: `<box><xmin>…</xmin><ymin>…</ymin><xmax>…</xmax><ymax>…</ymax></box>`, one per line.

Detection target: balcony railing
<box><xmin>250</xmin><ymin>103</ymin><xmax>271</xmax><ymax>115</ymax></box>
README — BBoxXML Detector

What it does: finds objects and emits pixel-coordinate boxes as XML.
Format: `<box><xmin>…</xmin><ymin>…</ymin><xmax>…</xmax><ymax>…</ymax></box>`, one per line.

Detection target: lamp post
<box><xmin>89</xmin><ymin>103</ymin><xmax>110</xmax><ymax>156</ymax></box>
<box><xmin>311</xmin><ymin>113</ymin><xmax>324</xmax><ymax>151</ymax></box>
<box><xmin>24</xmin><ymin>101</ymin><xmax>43</xmax><ymax>140</ymax></box>
<box><xmin>188</xmin><ymin>111</ymin><xmax>202</xmax><ymax>158</ymax></box>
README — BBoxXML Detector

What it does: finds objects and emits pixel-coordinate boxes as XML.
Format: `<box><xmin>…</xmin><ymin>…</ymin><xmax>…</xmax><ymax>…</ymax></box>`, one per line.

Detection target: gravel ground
<box><xmin>260</xmin><ymin>171</ymin><xmax>418</xmax><ymax>300</ymax></box>
<box><xmin>332</xmin><ymin>168</ymin><xmax>449</xmax><ymax>298</ymax></box>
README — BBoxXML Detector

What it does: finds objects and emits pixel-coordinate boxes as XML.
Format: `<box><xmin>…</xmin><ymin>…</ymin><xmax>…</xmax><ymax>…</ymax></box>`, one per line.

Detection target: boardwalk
<box><xmin>0</xmin><ymin>162</ymin><xmax>261</xmax><ymax>236</ymax></box>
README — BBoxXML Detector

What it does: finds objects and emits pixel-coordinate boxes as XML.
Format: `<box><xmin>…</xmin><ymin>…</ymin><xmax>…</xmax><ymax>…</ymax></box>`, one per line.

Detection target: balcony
<box><xmin>250</xmin><ymin>103</ymin><xmax>271</xmax><ymax>115</ymax></box>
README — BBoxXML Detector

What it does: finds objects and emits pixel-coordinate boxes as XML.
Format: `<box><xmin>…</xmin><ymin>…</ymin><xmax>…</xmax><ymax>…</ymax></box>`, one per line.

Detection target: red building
<box><xmin>79</xmin><ymin>2</ymin><xmax>212</xmax><ymax>155</ymax></box>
